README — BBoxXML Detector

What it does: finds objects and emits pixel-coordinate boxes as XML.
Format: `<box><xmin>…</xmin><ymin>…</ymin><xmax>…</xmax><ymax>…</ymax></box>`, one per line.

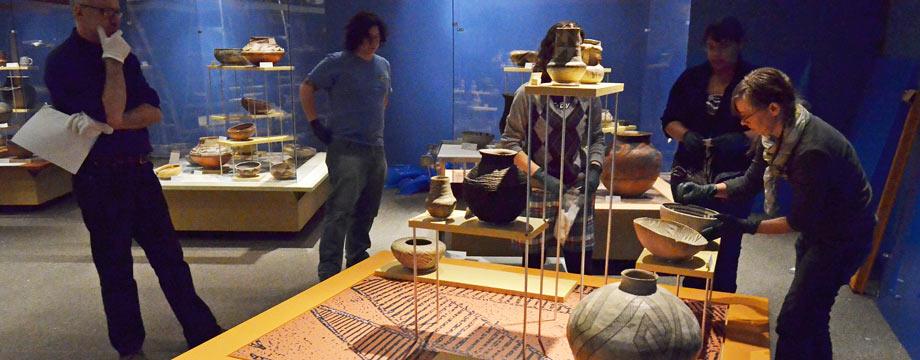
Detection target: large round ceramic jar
<box><xmin>601</xmin><ymin>131</ymin><xmax>662</xmax><ymax>197</ymax></box>
<box><xmin>463</xmin><ymin>149</ymin><xmax>527</xmax><ymax>224</ymax></box>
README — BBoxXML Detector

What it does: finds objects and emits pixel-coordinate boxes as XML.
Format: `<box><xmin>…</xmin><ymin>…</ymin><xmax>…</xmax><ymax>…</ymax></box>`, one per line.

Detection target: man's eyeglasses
<box><xmin>80</xmin><ymin>4</ymin><xmax>123</xmax><ymax>18</ymax></box>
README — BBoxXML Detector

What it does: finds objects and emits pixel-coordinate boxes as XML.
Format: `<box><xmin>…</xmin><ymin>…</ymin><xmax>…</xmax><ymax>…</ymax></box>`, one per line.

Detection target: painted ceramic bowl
<box><xmin>660</xmin><ymin>203</ymin><xmax>720</xmax><ymax>233</ymax></box>
<box><xmin>270</xmin><ymin>162</ymin><xmax>295</xmax><ymax>180</ymax></box>
<box><xmin>154</xmin><ymin>164</ymin><xmax>182</xmax><ymax>179</ymax></box>
<box><xmin>241</xmin><ymin>36</ymin><xmax>285</xmax><ymax>64</ymax></box>
<box><xmin>391</xmin><ymin>237</ymin><xmax>447</xmax><ymax>274</ymax></box>
<box><xmin>234</xmin><ymin>161</ymin><xmax>262</xmax><ymax>178</ymax></box>
<box><xmin>213</xmin><ymin>48</ymin><xmax>250</xmax><ymax>66</ymax></box>
<box><xmin>633</xmin><ymin>217</ymin><xmax>708</xmax><ymax>261</ymax></box>
<box><xmin>227</xmin><ymin>122</ymin><xmax>256</xmax><ymax>141</ymax></box>
<box><xmin>188</xmin><ymin>139</ymin><xmax>232</xmax><ymax>169</ymax></box>
<box><xmin>283</xmin><ymin>144</ymin><xmax>317</xmax><ymax>161</ymax></box>
<box><xmin>240</xmin><ymin>97</ymin><xmax>271</xmax><ymax>115</ymax></box>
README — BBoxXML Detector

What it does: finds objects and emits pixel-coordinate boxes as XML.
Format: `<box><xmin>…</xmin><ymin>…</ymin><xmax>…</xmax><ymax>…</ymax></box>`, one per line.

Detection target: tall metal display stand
<box><xmin>405</xmin><ymin>80</ymin><xmax>624</xmax><ymax>357</ymax></box>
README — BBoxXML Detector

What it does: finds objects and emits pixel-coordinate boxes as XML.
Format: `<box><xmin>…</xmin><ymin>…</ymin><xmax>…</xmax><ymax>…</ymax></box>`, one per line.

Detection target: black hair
<box><xmin>732</xmin><ymin>67</ymin><xmax>799</xmax><ymax>124</ymax></box>
<box><xmin>703</xmin><ymin>16</ymin><xmax>744</xmax><ymax>44</ymax></box>
<box><xmin>345</xmin><ymin>11</ymin><xmax>387</xmax><ymax>51</ymax></box>
<box><xmin>534</xmin><ymin>20</ymin><xmax>584</xmax><ymax>83</ymax></box>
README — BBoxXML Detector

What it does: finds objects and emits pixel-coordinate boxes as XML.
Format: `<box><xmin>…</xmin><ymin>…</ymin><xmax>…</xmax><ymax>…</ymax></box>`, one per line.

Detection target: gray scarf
<box><xmin>762</xmin><ymin>104</ymin><xmax>810</xmax><ymax>215</ymax></box>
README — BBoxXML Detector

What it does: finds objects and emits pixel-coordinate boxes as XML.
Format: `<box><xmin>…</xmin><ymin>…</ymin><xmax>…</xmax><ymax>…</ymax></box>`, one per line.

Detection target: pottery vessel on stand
<box><xmin>567</xmin><ymin>268</ymin><xmax>702</xmax><ymax>360</ymax></box>
<box><xmin>391</xmin><ymin>237</ymin><xmax>446</xmax><ymax>274</ymax></box>
<box><xmin>546</xmin><ymin>24</ymin><xmax>586</xmax><ymax>84</ymax></box>
<box><xmin>509</xmin><ymin>50</ymin><xmax>538</xmax><ymax>67</ymax></box>
<box><xmin>463</xmin><ymin>149</ymin><xmax>527</xmax><ymax>224</ymax></box>
<box><xmin>227</xmin><ymin>122</ymin><xmax>256</xmax><ymax>141</ymax></box>
<box><xmin>601</xmin><ymin>131</ymin><xmax>662</xmax><ymax>197</ymax></box>
<box><xmin>633</xmin><ymin>217</ymin><xmax>708</xmax><ymax>261</ymax></box>
<box><xmin>426</xmin><ymin>175</ymin><xmax>457</xmax><ymax>218</ymax></box>
<box><xmin>241</xmin><ymin>36</ymin><xmax>285</xmax><ymax>64</ymax></box>
<box><xmin>270</xmin><ymin>162</ymin><xmax>295</xmax><ymax>180</ymax></box>
<box><xmin>240</xmin><ymin>97</ymin><xmax>272</xmax><ymax>115</ymax></box>
<box><xmin>660</xmin><ymin>203</ymin><xmax>719</xmax><ymax>233</ymax></box>
<box><xmin>213</xmin><ymin>48</ymin><xmax>250</xmax><ymax>66</ymax></box>
<box><xmin>188</xmin><ymin>136</ymin><xmax>232</xmax><ymax>169</ymax></box>
<box><xmin>234</xmin><ymin>161</ymin><xmax>262</xmax><ymax>178</ymax></box>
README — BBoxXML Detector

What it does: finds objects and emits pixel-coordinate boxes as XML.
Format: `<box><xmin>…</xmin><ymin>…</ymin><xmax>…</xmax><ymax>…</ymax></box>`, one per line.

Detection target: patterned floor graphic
<box><xmin>232</xmin><ymin>276</ymin><xmax>727</xmax><ymax>360</ymax></box>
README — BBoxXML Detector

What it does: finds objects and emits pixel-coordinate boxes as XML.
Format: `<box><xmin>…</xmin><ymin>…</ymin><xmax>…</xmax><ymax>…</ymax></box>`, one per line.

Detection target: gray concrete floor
<box><xmin>0</xmin><ymin>190</ymin><xmax>909</xmax><ymax>359</ymax></box>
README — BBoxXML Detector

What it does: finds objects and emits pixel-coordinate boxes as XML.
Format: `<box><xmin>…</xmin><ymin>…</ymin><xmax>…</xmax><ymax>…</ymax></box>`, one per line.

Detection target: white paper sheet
<box><xmin>11</xmin><ymin>105</ymin><xmax>100</xmax><ymax>174</ymax></box>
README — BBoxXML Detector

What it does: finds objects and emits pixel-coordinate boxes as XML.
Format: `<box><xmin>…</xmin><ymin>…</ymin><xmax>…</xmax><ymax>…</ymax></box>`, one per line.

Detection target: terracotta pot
<box><xmin>227</xmin><ymin>122</ymin><xmax>256</xmax><ymax>141</ymax></box>
<box><xmin>234</xmin><ymin>161</ymin><xmax>261</xmax><ymax>178</ymax></box>
<box><xmin>580</xmin><ymin>64</ymin><xmax>604</xmax><ymax>84</ymax></box>
<box><xmin>601</xmin><ymin>131</ymin><xmax>662</xmax><ymax>197</ymax></box>
<box><xmin>660</xmin><ymin>203</ymin><xmax>719</xmax><ymax>233</ymax></box>
<box><xmin>546</xmin><ymin>25</ymin><xmax>586</xmax><ymax>84</ymax></box>
<box><xmin>426</xmin><ymin>176</ymin><xmax>457</xmax><ymax>218</ymax></box>
<box><xmin>270</xmin><ymin>162</ymin><xmax>295</xmax><ymax>180</ymax></box>
<box><xmin>633</xmin><ymin>217</ymin><xmax>707</xmax><ymax>261</ymax></box>
<box><xmin>213</xmin><ymin>48</ymin><xmax>250</xmax><ymax>66</ymax></box>
<box><xmin>188</xmin><ymin>137</ymin><xmax>232</xmax><ymax>169</ymax></box>
<box><xmin>580</xmin><ymin>39</ymin><xmax>603</xmax><ymax>66</ymax></box>
<box><xmin>154</xmin><ymin>164</ymin><xmax>182</xmax><ymax>179</ymax></box>
<box><xmin>463</xmin><ymin>149</ymin><xmax>527</xmax><ymax>224</ymax></box>
<box><xmin>567</xmin><ymin>269</ymin><xmax>702</xmax><ymax>360</ymax></box>
<box><xmin>391</xmin><ymin>237</ymin><xmax>446</xmax><ymax>274</ymax></box>
<box><xmin>509</xmin><ymin>50</ymin><xmax>538</xmax><ymax>67</ymax></box>
<box><xmin>241</xmin><ymin>36</ymin><xmax>285</xmax><ymax>64</ymax></box>
<box><xmin>1</xmin><ymin>75</ymin><xmax>36</xmax><ymax>109</ymax></box>
<box><xmin>240</xmin><ymin>97</ymin><xmax>272</xmax><ymax>115</ymax></box>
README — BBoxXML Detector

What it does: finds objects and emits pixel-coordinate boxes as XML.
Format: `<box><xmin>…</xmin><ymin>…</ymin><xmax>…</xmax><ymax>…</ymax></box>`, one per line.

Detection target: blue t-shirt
<box><xmin>306</xmin><ymin>51</ymin><xmax>391</xmax><ymax>146</ymax></box>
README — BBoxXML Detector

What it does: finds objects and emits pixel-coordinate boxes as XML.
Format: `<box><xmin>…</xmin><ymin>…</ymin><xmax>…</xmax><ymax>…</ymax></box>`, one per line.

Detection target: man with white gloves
<box><xmin>45</xmin><ymin>1</ymin><xmax>221</xmax><ymax>358</ymax></box>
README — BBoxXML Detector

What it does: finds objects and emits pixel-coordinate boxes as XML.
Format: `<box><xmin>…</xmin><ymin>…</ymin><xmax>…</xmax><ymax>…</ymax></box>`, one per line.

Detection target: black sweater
<box><xmin>725</xmin><ymin>114</ymin><xmax>875</xmax><ymax>242</ymax></box>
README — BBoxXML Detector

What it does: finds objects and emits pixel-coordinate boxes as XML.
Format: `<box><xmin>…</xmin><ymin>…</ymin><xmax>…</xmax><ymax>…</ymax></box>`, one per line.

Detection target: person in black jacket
<box><xmin>661</xmin><ymin>17</ymin><xmax>756</xmax><ymax>292</ymax></box>
<box><xmin>678</xmin><ymin>67</ymin><xmax>875</xmax><ymax>360</ymax></box>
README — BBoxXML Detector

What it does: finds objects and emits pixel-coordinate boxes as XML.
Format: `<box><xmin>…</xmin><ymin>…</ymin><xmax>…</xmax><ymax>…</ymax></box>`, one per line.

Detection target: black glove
<box><xmin>533</xmin><ymin>168</ymin><xmax>561</xmax><ymax>195</ymax></box>
<box><xmin>681</xmin><ymin>130</ymin><xmax>705</xmax><ymax>154</ymax></box>
<box><xmin>309</xmin><ymin>117</ymin><xmax>332</xmax><ymax>144</ymax></box>
<box><xmin>702</xmin><ymin>213</ymin><xmax>761</xmax><ymax>238</ymax></box>
<box><xmin>585</xmin><ymin>163</ymin><xmax>602</xmax><ymax>196</ymax></box>
<box><xmin>711</xmin><ymin>132</ymin><xmax>749</xmax><ymax>158</ymax></box>
<box><xmin>675</xmin><ymin>182</ymin><xmax>716</xmax><ymax>205</ymax></box>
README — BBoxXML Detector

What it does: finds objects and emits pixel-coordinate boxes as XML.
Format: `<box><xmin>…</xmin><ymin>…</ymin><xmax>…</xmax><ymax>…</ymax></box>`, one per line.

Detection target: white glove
<box><xmin>97</xmin><ymin>26</ymin><xmax>131</xmax><ymax>63</ymax></box>
<box><xmin>68</xmin><ymin>113</ymin><xmax>114</xmax><ymax>137</ymax></box>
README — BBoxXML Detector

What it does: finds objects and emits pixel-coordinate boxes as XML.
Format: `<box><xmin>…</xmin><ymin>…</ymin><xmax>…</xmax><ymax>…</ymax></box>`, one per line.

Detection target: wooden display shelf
<box><xmin>209</xmin><ymin>111</ymin><xmax>289</xmax><ymax>122</ymax></box>
<box><xmin>408</xmin><ymin>210</ymin><xmax>547</xmax><ymax>243</ymax></box>
<box><xmin>0</xmin><ymin>65</ymin><xmax>34</xmax><ymax>71</ymax></box>
<box><xmin>208</xmin><ymin>64</ymin><xmax>294</xmax><ymax>72</ymax></box>
<box><xmin>11</xmin><ymin>108</ymin><xmax>29</xmax><ymax>113</ymax></box>
<box><xmin>503</xmin><ymin>66</ymin><xmax>611</xmax><ymax>74</ymax></box>
<box><xmin>216</xmin><ymin>135</ymin><xmax>293</xmax><ymax>147</ymax></box>
<box><xmin>0</xmin><ymin>161</ymin><xmax>72</xmax><ymax>206</ymax></box>
<box><xmin>177</xmin><ymin>251</ymin><xmax>771</xmax><ymax>359</ymax></box>
<box><xmin>161</xmin><ymin>154</ymin><xmax>329</xmax><ymax>232</ymax></box>
<box><xmin>636</xmin><ymin>238</ymin><xmax>720</xmax><ymax>280</ymax></box>
<box><xmin>524</xmin><ymin>82</ymin><xmax>624</xmax><ymax>97</ymax></box>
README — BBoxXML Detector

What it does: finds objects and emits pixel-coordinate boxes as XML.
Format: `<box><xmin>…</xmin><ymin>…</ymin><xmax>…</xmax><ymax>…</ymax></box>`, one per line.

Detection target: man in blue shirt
<box><xmin>300</xmin><ymin>11</ymin><xmax>391</xmax><ymax>280</ymax></box>
<box><xmin>45</xmin><ymin>1</ymin><xmax>221</xmax><ymax>357</ymax></box>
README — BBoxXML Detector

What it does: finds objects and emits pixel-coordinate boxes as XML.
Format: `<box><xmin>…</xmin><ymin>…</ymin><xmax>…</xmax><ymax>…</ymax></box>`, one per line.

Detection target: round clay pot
<box><xmin>270</xmin><ymin>162</ymin><xmax>295</xmax><ymax>180</ymax></box>
<box><xmin>188</xmin><ymin>138</ymin><xmax>232</xmax><ymax>169</ymax></box>
<box><xmin>234</xmin><ymin>161</ymin><xmax>262</xmax><ymax>178</ymax></box>
<box><xmin>509</xmin><ymin>50</ymin><xmax>538</xmax><ymax>67</ymax></box>
<box><xmin>426</xmin><ymin>176</ymin><xmax>457</xmax><ymax>218</ymax></box>
<box><xmin>546</xmin><ymin>25</ymin><xmax>586</xmax><ymax>84</ymax></box>
<box><xmin>391</xmin><ymin>237</ymin><xmax>446</xmax><ymax>274</ymax></box>
<box><xmin>580</xmin><ymin>39</ymin><xmax>603</xmax><ymax>66</ymax></box>
<box><xmin>567</xmin><ymin>269</ymin><xmax>702</xmax><ymax>360</ymax></box>
<box><xmin>154</xmin><ymin>164</ymin><xmax>182</xmax><ymax>179</ymax></box>
<box><xmin>660</xmin><ymin>203</ymin><xmax>719</xmax><ymax>233</ymax></box>
<box><xmin>633</xmin><ymin>217</ymin><xmax>708</xmax><ymax>261</ymax></box>
<box><xmin>213</xmin><ymin>48</ymin><xmax>250</xmax><ymax>66</ymax></box>
<box><xmin>227</xmin><ymin>122</ymin><xmax>256</xmax><ymax>141</ymax></box>
<box><xmin>463</xmin><ymin>149</ymin><xmax>527</xmax><ymax>224</ymax></box>
<box><xmin>580</xmin><ymin>64</ymin><xmax>604</xmax><ymax>84</ymax></box>
<box><xmin>240</xmin><ymin>97</ymin><xmax>272</xmax><ymax>115</ymax></box>
<box><xmin>241</xmin><ymin>36</ymin><xmax>285</xmax><ymax>64</ymax></box>
<box><xmin>601</xmin><ymin>131</ymin><xmax>662</xmax><ymax>197</ymax></box>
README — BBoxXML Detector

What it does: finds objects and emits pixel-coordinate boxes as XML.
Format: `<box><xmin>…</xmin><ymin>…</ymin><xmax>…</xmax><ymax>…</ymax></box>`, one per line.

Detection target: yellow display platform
<box><xmin>376</xmin><ymin>260</ymin><xmax>577</xmax><ymax>301</ymax></box>
<box><xmin>0</xmin><ymin>161</ymin><xmax>71</xmax><ymax>206</ymax></box>
<box><xmin>178</xmin><ymin>251</ymin><xmax>770</xmax><ymax>359</ymax></box>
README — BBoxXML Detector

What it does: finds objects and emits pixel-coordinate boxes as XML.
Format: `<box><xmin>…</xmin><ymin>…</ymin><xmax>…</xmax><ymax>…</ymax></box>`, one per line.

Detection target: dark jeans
<box><xmin>774</xmin><ymin>231</ymin><xmax>872</xmax><ymax>360</ymax></box>
<box><xmin>318</xmin><ymin>139</ymin><xmax>386</xmax><ymax>280</ymax></box>
<box><xmin>525</xmin><ymin>248</ymin><xmax>602</xmax><ymax>275</ymax></box>
<box><xmin>73</xmin><ymin>161</ymin><xmax>220</xmax><ymax>356</ymax></box>
<box><xmin>683</xmin><ymin>196</ymin><xmax>753</xmax><ymax>293</ymax></box>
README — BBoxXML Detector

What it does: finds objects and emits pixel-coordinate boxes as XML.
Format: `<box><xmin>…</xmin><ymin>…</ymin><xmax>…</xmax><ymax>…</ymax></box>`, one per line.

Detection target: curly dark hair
<box><xmin>703</xmin><ymin>16</ymin><xmax>744</xmax><ymax>44</ymax></box>
<box><xmin>534</xmin><ymin>21</ymin><xmax>584</xmax><ymax>83</ymax></box>
<box><xmin>345</xmin><ymin>11</ymin><xmax>387</xmax><ymax>52</ymax></box>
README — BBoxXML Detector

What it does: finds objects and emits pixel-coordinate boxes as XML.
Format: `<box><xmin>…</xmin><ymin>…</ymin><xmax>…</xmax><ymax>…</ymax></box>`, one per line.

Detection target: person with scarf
<box><xmin>661</xmin><ymin>17</ymin><xmax>757</xmax><ymax>293</ymax></box>
<box><xmin>500</xmin><ymin>21</ymin><xmax>605</xmax><ymax>274</ymax></box>
<box><xmin>677</xmin><ymin>67</ymin><xmax>875</xmax><ymax>360</ymax></box>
